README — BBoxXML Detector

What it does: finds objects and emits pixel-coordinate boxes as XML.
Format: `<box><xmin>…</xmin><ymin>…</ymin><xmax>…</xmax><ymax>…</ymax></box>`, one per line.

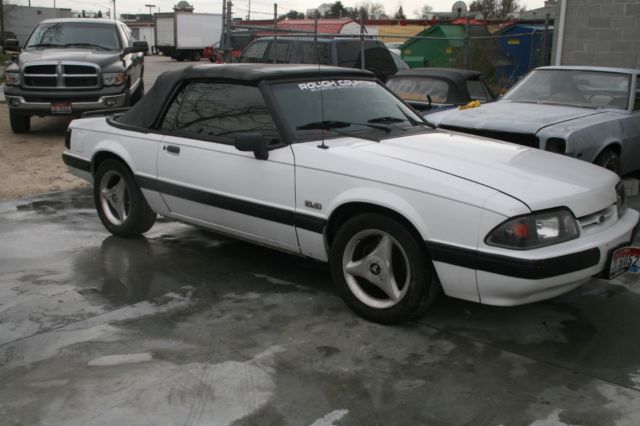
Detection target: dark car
<box><xmin>3</xmin><ymin>18</ymin><xmax>147</xmax><ymax>133</ymax></box>
<box><xmin>238</xmin><ymin>37</ymin><xmax>400</xmax><ymax>81</ymax></box>
<box><xmin>386</xmin><ymin>67</ymin><xmax>496</xmax><ymax>115</ymax></box>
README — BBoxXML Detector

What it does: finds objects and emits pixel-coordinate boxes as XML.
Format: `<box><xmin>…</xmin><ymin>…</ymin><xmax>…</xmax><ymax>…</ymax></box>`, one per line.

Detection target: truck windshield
<box><xmin>25</xmin><ymin>22</ymin><xmax>121</xmax><ymax>51</ymax></box>
<box><xmin>270</xmin><ymin>79</ymin><xmax>428</xmax><ymax>141</ymax></box>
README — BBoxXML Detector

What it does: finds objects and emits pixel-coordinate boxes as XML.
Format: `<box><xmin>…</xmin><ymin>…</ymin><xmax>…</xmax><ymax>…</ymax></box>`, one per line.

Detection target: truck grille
<box><xmin>23</xmin><ymin>62</ymin><xmax>100</xmax><ymax>89</ymax></box>
<box><xmin>440</xmin><ymin>125</ymin><xmax>540</xmax><ymax>149</ymax></box>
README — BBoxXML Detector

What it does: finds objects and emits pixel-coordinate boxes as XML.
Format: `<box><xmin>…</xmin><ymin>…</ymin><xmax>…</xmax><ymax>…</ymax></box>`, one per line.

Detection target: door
<box><xmin>620</xmin><ymin>74</ymin><xmax>640</xmax><ymax>173</ymax></box>
<box><xmin>156</xmin><ymin>81</ymin><xmax>299</xmax><ymax>251</ymax></box>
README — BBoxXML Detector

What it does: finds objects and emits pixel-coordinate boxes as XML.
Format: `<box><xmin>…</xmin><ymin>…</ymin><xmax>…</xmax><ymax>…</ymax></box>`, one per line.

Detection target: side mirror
<box><xmin>4</xmin><ymin>38</ymin><xmax>20</xmax><ymax>52</ymax></box>
<box><xmin>123</xmin><ymin>41</ymin><xmax>149</xmax><ymax>55</ymax></box>
<box><xmin>234</xmin><ymin>133</ymin><xmax>269</xmax><ymax>160</ymax></box>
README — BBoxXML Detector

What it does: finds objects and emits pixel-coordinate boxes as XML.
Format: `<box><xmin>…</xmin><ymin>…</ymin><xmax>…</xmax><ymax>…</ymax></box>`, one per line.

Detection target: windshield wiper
<box><xmin>367</xmin><ymin>116</ymin><xmax>406</xmax><ymax>124</ymax></box>
<box><xmin>27</xmin><ymin>43</ymin><xmax>63</xmax><ymax>48</ymax></box>
<box><xmin>297</xmin><ymin>120</ymin><xmax>391</xmax><ymax>133</ymax></box>
<box><xmin>395</xmin><ymin>106</ymin><xmax>435</xmax><ymax>129</ymax></box>
<box><xmin>63</xmin><ymin>43</ymin><xmax>111</xmax><ymax>50</ymax></box>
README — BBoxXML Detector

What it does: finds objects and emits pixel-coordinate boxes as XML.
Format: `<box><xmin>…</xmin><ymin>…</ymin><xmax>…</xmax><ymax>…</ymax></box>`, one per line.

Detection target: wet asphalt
<box><xmin>1</xmin><ymin>188</ymin><xmax>640</xmax><ymax>425</ymax></box>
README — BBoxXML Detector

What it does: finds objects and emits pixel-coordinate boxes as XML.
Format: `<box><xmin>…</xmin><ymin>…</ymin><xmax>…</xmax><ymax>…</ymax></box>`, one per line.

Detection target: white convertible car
<box><xmin>63</xmin><ymin>64</ymin><xmax>639</xmax><ymax>323</ymax></box>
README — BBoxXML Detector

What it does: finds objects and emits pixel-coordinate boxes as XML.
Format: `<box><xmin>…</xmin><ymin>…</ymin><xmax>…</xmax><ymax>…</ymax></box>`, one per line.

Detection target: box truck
<box><xmin>155</xmin><ymin>12</ymin><xmax>223</xmax><ymax>61</ymax></box>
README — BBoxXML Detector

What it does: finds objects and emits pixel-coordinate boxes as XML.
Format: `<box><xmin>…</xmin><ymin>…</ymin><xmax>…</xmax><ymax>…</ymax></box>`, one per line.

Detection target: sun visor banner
<box><xmin>298</xmin><ymin>80</ymin><xmax>378</xmax><ymax>92</ymax></box>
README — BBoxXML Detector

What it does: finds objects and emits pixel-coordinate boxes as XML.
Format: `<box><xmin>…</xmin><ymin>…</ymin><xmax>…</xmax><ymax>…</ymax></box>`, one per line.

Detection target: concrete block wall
<box><xmin>552</xmin><ymin>0</ymin><xmax>640</xmax><ymax>68</ymax></box>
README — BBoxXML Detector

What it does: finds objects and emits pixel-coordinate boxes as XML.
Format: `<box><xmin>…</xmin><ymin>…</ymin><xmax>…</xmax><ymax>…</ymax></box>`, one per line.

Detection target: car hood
<box><xmin>18</xmin><ymin>49</ymin><xmax>121</xmax><ymax>67</ymax></box>
<box><xmin>355</xmin><ymin>131</ymin><xmax>617</xmax><ymax>217</ymax></box>
<box><xmin>430</xmin><ymin>101</ymin><xmax>607</xmax><ymax>134</ymax></box>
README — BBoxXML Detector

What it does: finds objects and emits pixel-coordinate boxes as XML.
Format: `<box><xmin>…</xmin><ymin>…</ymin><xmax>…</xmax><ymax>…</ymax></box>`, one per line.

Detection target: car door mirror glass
<box><xmin>234</xmin><ymin>133</ymin><xmax>269</xmax><ymax>160</ymax></box>
<box><xmin>4</xmin><ymin>38</ymin><xmax>20</xmax><ymax>51</ymax></box>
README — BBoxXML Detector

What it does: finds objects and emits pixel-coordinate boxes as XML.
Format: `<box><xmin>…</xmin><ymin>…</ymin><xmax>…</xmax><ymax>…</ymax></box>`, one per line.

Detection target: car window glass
<box><xmin>239</xmin><ymin>40</ymin><xmax>269</xmax><ymax>62</ymax></box>
<box><xmin>504</xmin><ymin>69</ymin><xmax>630</xmax><ymax>110</ymax></box>
<box><xmin>25</xmin><ymin>22</ymin><xmax>121</xmax><ymax>50</ymax></box>
<box><xmin>386</xmin><ymin>77</ymin><xmax>450</xmax><ymax>103</ymax></box>
<box><xmin>635</xmin><ymin>76</ymin><xmax>640</xmax><ymax>111</ymax></box>
<box><xmin>271</xmin><ymin>79</ymin><xmax>424</xmax><ymax>141</ymax></box>
<box><xmin>466</xmin><ymin>80</ymin><xmax>491</xmax><ymax>101</ymax></box>
<box><xmin>160</xmin><ymin>83</ymin><xmax>280</xmax><ymax>143</ymax></box>
<box><xmin>265</xmin><ymin>40</ymin><xmax>291</xmax><ymax>63</ymax></box>
<box><xmin>293</xmin><ymin>42</ymin><xmax>330</xmax><ymax>64</ymax></box>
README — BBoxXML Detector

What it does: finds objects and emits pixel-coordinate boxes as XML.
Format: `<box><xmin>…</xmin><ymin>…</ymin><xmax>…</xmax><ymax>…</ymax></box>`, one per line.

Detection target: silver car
<box><xmin>427</xmin><ymin>66</ymin><xmax>640</xmax><ymax>175</ymax></box>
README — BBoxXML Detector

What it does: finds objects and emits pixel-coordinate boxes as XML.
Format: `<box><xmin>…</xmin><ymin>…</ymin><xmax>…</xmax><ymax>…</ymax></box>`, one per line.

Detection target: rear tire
<box><xmin>329</xmin><ymin>213</ymin><xmax>439</xmax><ymax>324</ymax></box>
<box><xmin>94</xmin><ymin>159</ymin><xmax>156</xmax><ymax>237</ymax></box>
<box><xmin>9</xmin><ymin>110</ymin><xmax>30</xmax><ymax>133</ymax></box>
<box><xmin>594</xmin><ymin>149</ymin><xmax>621</xmax><ymax>175</ymax></box>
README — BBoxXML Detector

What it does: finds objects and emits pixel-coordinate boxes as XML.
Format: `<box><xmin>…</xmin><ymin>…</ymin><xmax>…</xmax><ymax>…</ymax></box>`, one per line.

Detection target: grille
<box><xmin>440</xmin><ymin>125</ymin><xmax>540</xmax><ymax>148</ymax></box>
<box><xmin>578</xmin><ymin>205</ymin><xmax>616</xmax><ymax>235</ymax></box>
<box><xmin>23</xmin><ymin>62</ymin><xmax>100</xmax><ymax>89</ymax></box>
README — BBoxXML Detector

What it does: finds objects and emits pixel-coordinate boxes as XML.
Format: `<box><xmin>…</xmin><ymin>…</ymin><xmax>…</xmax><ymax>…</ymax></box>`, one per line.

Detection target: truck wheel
<box><xmin>94</xmin><ymin>159</ymin><xmax>156</xmax><ymax>237</ymax></box>
<box><xmin>329</xmin><ymin>213</ymin><xmax>439</xmax><ymax>324</ymax></box>
<box><xmin>9</xmin><ymin>111</ymin><xmax>30</xmax><ymax>133</ymax></box>
<box><xmin>594</xmin><ymin>149</ymin><xmax>621</xmax><ymax>175</ymax></box>
<box><xmin>191</xmin><ymin>51</ymin><xmax>201</xmax><ymax>61</ymax></box>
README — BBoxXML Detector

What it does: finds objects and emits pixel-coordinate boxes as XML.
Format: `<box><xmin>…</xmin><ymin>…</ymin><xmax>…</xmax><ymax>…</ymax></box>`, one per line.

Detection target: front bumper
<box><xmin>5</xmin><ymin>93</ymin><xmax>128</xmax><ymax>116</ymax></box>
<box><xmin>428</xmin><ymin>207</ymin><xmax>640</xmax><ymax>306</ymax></box>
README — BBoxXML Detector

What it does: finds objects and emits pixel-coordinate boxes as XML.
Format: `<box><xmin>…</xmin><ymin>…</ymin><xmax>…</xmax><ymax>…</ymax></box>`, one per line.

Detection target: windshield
<box><xmin>387</xmin><ymin>77</ymin><xmax>451</xmax><ymax>104</ymax></box>
<box><xmin>270</xmin><ymin>79</ymin><xmax>426</xmax><ymax>141</ymax></box>
<box><xmin>26</xmin><ymin>22</ymin><xmax>121</xmax><ymax>51</ymax></box>
<box><xmin>503</xmin><ymin>69</ymin><xmax>631</xmax><ymax>110</ymax></box>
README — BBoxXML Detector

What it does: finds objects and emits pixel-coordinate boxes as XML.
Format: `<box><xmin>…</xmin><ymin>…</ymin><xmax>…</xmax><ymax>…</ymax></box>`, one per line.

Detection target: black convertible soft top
<box><xmin>116</xmin><ymin>63</ymin><xmax>374</xmax><ymax>129</ymax></box>
<box><xmin>387</xmin><ymin>67</ymin><xmax>484</xmax><ymax>105</ymax></box>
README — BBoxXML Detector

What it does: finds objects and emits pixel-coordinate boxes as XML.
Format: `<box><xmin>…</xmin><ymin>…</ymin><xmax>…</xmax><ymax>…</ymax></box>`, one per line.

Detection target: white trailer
<box><xmin>154</xmin><ymin>12</ymin><xmax>223</xmax><ymax>61</ymax></box>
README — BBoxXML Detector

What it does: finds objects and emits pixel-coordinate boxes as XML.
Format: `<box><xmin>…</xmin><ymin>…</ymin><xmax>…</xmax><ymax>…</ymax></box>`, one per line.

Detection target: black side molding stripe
<box><xmin>136</xmin><ymin>175</ymin><xmax>326</xmax><ymax>234</ymax></box>
<box><xmin>62</xmin><ymin>153</ymin><xmax>91</xmax><ymax>172</ymax></box>
<box><xmin>426</xmin><ymin>241</ymin><xmax>600</xmax><ymax>280</ymax></box>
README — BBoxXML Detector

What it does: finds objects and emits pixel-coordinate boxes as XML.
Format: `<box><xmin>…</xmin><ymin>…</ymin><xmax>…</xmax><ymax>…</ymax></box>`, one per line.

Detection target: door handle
<box><xmin>166</xmin><ymin>145</ymin><xmax>180</xmax><ymax>154</ymax></box>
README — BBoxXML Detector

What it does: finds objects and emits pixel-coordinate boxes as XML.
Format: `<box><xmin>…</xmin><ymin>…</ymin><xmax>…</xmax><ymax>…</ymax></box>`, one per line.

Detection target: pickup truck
<box><xmin>3</xmin><ymin>18</ymin><xmax>148</xmax><ymax>133</ymax></box>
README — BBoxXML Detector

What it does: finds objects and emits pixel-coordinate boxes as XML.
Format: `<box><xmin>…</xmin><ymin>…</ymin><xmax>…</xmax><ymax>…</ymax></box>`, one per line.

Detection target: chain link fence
<box><xmin>224</xmin><ymin>21</ymin><xmax>552</xmax><ymax>93</ymax></box>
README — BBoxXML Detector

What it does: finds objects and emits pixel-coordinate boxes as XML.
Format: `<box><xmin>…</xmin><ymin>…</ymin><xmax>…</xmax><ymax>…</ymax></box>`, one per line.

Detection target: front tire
<box><xmin>594</xmin><ymin>149</ymin><xmax>621</xmax><ymax>175</ymax></box>
<box><xmin>329</xmin><ymin>213</ymin><xmax>439</xmax><ymax>324</ymax></box>
<box><xmin>9</xmin><ymin>110</ymin><xmax>30</xmax><ymax>133</ymax></box>
<box><xmin>94</xmin><ymin>159</ymin><xmax>156</xmax><ymax>237</ymax></box>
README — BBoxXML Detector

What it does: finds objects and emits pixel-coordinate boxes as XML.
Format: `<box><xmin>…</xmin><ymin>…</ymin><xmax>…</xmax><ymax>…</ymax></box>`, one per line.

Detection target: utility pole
<box><xmin>113</xmin><ymin>0</ymin><xmax>116</xmax><ymax>20</ymax></box>
<box><xmin>247</xmin><ymin>0</ymin><xmax>250</xmax><ymax>21</ymax></box>
<box><xmin>145</xmin><ymin>4</ymin><xmax>155</xmax><ymax>18</ymax></box>
<box><xmin>359</xmin><ymin>8</ymin><xmax>365</xmax><ymax>70</ymax></box>
<box><xmin>273</xmin><ymin>3</ymin><xmax>277</xmax><ymax>63</ymax></box>
<box><xmin>0</xmin><ymin>0</ymin><xmax>4</xmax><ymax>51</ymax></box>
<box><xmin>224</xmin><ymin>0</ymin><xmax>232</xmax><ymax>62</ymax></box>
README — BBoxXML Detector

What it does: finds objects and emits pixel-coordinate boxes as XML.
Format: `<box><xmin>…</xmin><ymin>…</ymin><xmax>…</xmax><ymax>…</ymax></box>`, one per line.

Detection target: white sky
<box><xmin>11</xmin><ymin>0</ymin><xmax>546</xmax><ymax>19</ymax></box>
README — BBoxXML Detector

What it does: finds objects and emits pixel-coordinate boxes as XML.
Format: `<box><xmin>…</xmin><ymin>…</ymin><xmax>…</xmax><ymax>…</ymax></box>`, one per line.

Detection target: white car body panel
<box><xmin>64</xmin><ymin>101</ymin><xmax>639</xmax><ymax>307</ymax></box>
<box><xmin>158</xmin><ymin>134</ymin><xmax>298</xmax><ymax>251</ymax></box>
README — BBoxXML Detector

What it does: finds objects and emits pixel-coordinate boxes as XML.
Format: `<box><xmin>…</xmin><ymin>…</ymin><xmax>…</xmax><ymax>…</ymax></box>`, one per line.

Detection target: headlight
<box><xmin>485</xmin><ymin>208</ymin><xmax>580</xmax><ymax>250</ymax></box>
<box><xmin>616</xmin><ymin>181</ymin><xmax>627</xmax><ymax>218</ymax></box>
<box><xmin>4</xmin><ymin>72</ymin><xmax>21</xmax><ymax>86</ymax></box>
<box><xmin>103</xmin><ymin>72</ymin><xmax>125</xmax><ymax>86</ymax></box>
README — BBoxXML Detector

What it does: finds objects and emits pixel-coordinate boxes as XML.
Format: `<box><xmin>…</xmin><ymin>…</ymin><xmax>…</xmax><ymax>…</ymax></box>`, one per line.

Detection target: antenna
<box><xmin>315</xmin><ymin>18</ymin><xmax>328</xmax><ymax>150</ymax></box>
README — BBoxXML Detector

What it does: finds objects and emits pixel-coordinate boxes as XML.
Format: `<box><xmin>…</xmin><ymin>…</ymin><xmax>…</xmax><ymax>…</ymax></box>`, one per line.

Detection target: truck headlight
<box><xmin>103</xmin><ymin>72</ymin><xmax>125</xmax><ymax>86</ymax></box>
<box><xmin>4</xmin><ymin>72</ymin><xmax>21</xmax><ymax>86</ymax></box>
<box><xmin>485</xmin><ymin>208</ymin><xmax>580</xmax><ymax>250</ymax></box>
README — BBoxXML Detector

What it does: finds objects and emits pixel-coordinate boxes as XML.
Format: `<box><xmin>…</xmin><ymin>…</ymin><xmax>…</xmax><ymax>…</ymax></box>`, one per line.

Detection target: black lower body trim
<box><xmin>426</xmin><ymin>241</ymin><xmax>600</xmax><ymax>279</ymax></box>
<box><xmin>62</xmin><ymin>153</ymin><xmax>91</xmax><ymax>173</ymax></box>
<box><xmin>136</xmin><ymin>175</ymin><xmax>326</xmax><ymax>234</ymax></box>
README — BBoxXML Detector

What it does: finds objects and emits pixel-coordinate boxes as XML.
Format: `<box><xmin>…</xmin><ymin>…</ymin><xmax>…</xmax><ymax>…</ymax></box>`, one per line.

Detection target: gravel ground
<box><xmin>0</xmin><ymin>104</ymin><xmax>89</xmax><ymax>200</ymax></box>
